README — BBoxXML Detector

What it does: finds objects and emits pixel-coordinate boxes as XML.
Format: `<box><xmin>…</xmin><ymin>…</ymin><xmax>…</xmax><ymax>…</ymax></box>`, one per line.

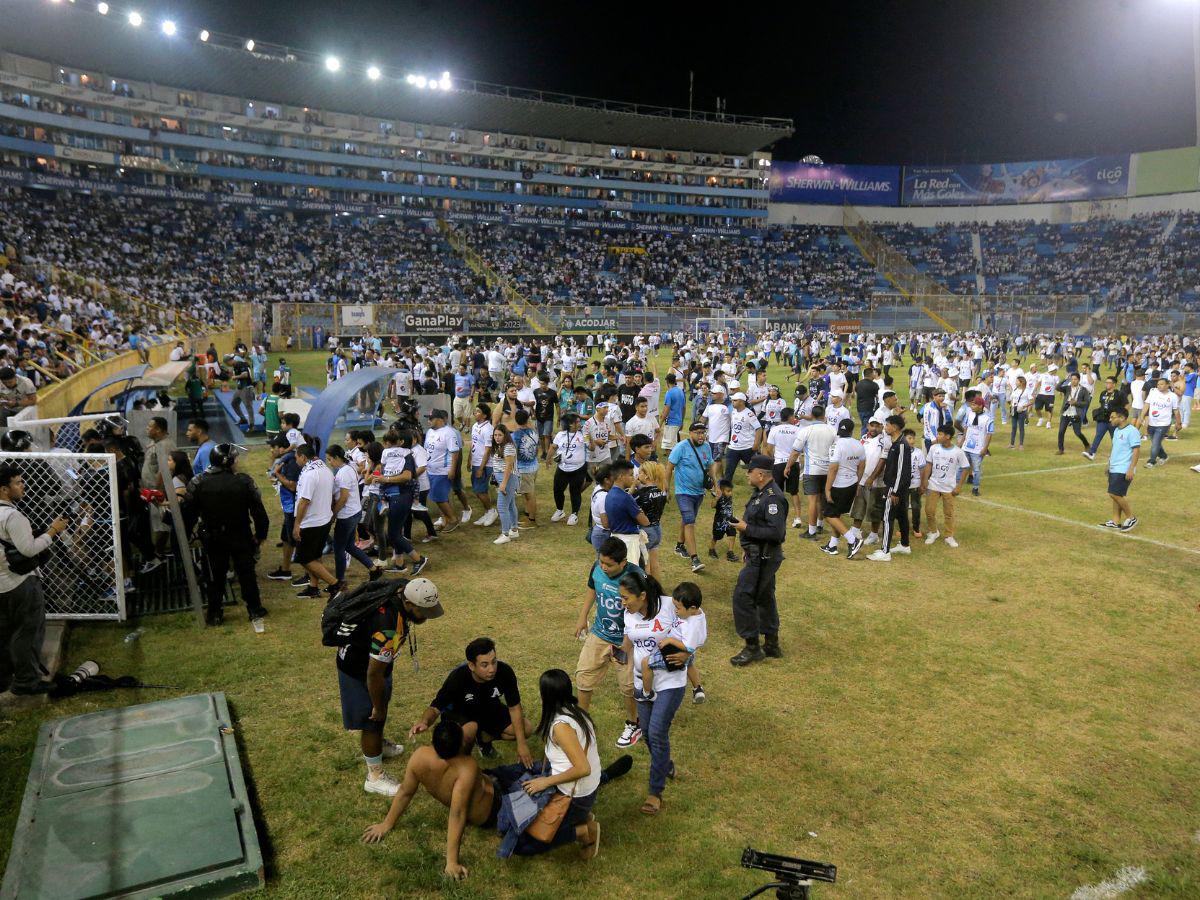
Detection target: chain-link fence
<box><xmin>0</xmin><ymin>451</ymin><xmax>124</xmax><ymax>620</ymax></box>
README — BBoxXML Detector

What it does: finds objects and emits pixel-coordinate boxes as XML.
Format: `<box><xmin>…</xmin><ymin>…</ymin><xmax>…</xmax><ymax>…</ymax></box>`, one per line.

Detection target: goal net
<box><xmin>0</xmin><ymin>451</ymin><xmax>125</xmax><ymax>620</ymax></box>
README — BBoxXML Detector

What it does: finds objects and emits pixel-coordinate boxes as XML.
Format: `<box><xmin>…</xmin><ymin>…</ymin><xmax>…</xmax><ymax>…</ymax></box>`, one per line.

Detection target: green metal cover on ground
<box><xmin>2</xmin><ymin>693</ymin><xmax>264</xmax><ymax>899</ymax></box>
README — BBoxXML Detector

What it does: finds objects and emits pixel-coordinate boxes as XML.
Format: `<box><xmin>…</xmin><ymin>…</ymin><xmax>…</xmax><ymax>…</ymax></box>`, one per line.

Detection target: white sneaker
<box><xmin>481</xmin><ymin>509</ymin><xmax>498</xmax><ymax>526</ymax></box>
<box><xmin>791</xmin><ymin>517</ymin><xmax>802</xmax><ymax>528</ymax></box>
<box><xmin>433</xmin><ymin>517</ymin><xmax>445</xmax><ymax>528</ymax></box>
<box><xmin>381</xmin><ymin>739</ymin><xmax>404</xmax><ymax>759</ymax></box>
<box><xmin>615</xmin><ymin>720</ymin><xmax>642</xmax><ymax>748</ymax></box>
<box><xmin>412</xmin><ymin>503</ymin><xmax>428</xmax><ymax>513</ymax></box>
<box><xmin>1191</xmin><ymin>463</ymin><xmax>1200</xmax><ymax>473</ymax></box>
<box><xmin>944</xmin><ymin>536</ymin><xmax>959</xmax><ymax>548</ymax></box>
<box><xmin>508</xmin><ymin>529</ymin><xmax>520</xmax><ymax>538</ymax></box>
<box><xmin>891</xmin><ymin>545</ymin><xmax>912</xmax><ymax>555</ymax></box>
<box><xmin>1081</xmin><ymin>451</ymin><xmax>1095</xmax><ymax>460</ymax></box>
<box><xmin>551</xmin><ymin>509</ymin><xmax>566</xmax><ymax>522</ymax></box>
<box><xmin>864</xmin><ymin>533</ymin><xmax>880</xmax><ymax>546</ymax></box>
<box><xmin>924</xmin><ymin>531</ymin><xmax>940</xmax><ymax>545</ymax></box>
<box><xmin>566</xmin><ymin>513</ymin><xmax>579</xmax><ymax>526</ymax></box>
<box><xmin>460</xmin><ymin>509</ymin><xmax>472</xmax><ymax>524</ymax></box>
<box><xmin>364</xmin><ymin>772</ymin><xmax>399</xmax><ymax>796</ymax></box>
<box><xmin>493</xmin><ymin>533</ymin><xmax>512</xmax><ymax>545</ymax></box>
<box><xmin>867</xmin><ymin>550</ymin><xmax>892</xmax><ymax>562</ymax></box>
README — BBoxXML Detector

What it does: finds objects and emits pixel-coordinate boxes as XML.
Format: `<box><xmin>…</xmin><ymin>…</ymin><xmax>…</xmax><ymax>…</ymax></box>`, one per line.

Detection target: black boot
<box><xmin>730</xmin><ymin>640</ymin><xmax>766</xmax><ymax>667</ymax></box>
<box><xmin>763</xmin><ymin>634</ymin><xmax>783</xmax><ymax>659</ymax></box>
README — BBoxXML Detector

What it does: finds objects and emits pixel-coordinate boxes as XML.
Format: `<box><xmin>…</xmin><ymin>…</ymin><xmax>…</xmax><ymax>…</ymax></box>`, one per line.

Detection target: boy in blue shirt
<box><xmin>662</xmin><ymin>373</ymin><xmax>686</xmax><ymax>452</ymax></box>
<box><xmin>1102</xmin><ymin>406</ymin><xmax>1140</xmax><ymax>532</ymax></box>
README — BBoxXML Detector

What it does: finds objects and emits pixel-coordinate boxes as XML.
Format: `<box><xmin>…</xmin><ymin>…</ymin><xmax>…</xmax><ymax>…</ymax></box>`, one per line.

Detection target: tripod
<box><xmin>741</xmin><ymin>880</ymin><xmax>814</xmax><ymax>900</ymax></box>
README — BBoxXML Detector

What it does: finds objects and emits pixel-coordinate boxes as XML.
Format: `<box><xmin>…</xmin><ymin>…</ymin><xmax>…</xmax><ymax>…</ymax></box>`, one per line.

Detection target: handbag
<box><xmin>688</xmin><ymin>438</ymin><xmax>715</xmax><ymax>491</ymax></box>
<box><xmin>525</xmin><ymin>761</ymin><xmax>576</xmax><ymax>843</ymax></box>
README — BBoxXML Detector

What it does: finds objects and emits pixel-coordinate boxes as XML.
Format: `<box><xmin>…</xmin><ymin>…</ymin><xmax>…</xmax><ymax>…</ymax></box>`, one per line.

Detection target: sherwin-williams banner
<box><xmin>769</xmin><ymin>162</ymin><xmax>900</xmax><ymax>206</ymax></box>
<box><xmin>902</xmin><ymin>156</ymin><xmax>1130</xmax><ymax>205</ymax></box>
<box><xmin>1134</xmin><ymin>147</ymin><xmax>1200</xmax><ymax>196</ymax></box>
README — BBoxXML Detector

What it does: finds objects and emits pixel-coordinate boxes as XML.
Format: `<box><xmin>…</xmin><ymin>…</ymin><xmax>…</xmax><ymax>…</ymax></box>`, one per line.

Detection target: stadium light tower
<box><xmin>96</xmin><ymin>2</ymin><xmax>108</xmax><ymax>13</ymax></box>
<box><xmin>127</xmin><ymin>10</ymin><xmax>142</xmax><ymax>26</ymax></box>
<box><xmin>161</xmin><ymin>19</ymin><xmax>176</xmax><ymax>36</ymax></box>
<box><xmin>366</xmin><ymin>65</ymin><xmax>381</xmax><ymax>81</ymax></box>
<box><xmin>325</xmin><ymin>55</ymin><xmax>341</xmax><ymax>72</ymax></box>
<box><xmin>199</xmin><ymin>29</ymin><xmax>209</xmax><ymax>41</ymax></box>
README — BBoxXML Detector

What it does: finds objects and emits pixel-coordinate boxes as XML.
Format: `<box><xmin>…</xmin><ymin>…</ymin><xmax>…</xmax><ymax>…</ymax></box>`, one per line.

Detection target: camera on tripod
<box><xmin>741</xmin><ymin>847</ymin><xmax>836</xmax><ymax>900</ymax></box>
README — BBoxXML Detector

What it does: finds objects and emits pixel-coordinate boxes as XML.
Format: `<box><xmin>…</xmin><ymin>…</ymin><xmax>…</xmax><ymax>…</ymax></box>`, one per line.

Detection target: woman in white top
<box><xmin>490</xmin><ymin>424</ymin><xmax>519</xmax><ymax>545</ymax></box>
<box><xmin>1008</xmin><ymin>376</ymin><xmax>1034</xmax><ymax>450</ymax></box>
<box><xmin>551</xmin><ymin>413</ymin><xmax>589</xmax><ymax>525</ymax></box>
<box><xmin>588</xmin><ymin>464</ymin><xmax>613</xmax><ymax>554</ymax></box>
<box><xmin>514</xmin><ymin>669</ymin><xmax>602</xmax><ymax>858</ymax></box>
<box><xmin>326</xmin><ymin>445</ymin><xmax>384</xmax><ymax>588</ymax></box>
<box><xmin>619</xmin><ymin>569</ymin><xmax>688</xmax><ymax>815</ymax></box>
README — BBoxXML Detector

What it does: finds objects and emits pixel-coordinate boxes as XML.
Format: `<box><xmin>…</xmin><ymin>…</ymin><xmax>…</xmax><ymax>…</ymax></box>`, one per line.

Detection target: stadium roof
<box><xmin>3</xmin><ymin>1</ymin><xmax>793</xmax><ymax>156</ymax></box>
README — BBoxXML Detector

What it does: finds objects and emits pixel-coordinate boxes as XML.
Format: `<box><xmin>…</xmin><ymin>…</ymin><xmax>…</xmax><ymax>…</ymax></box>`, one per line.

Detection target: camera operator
<box><xmin>184</xmin><ymin>444</ymin><xmax>270</xmax><ymax>627</ymax></box>
<box><xmin>729</xmin><ymin>454</ymin><xmax>788</xmax><ymax>668</ymax></box>
<box><xmin>0</xmin><ymin>464</ymin><xmax>68</xmax><ymax>696</ymax></box>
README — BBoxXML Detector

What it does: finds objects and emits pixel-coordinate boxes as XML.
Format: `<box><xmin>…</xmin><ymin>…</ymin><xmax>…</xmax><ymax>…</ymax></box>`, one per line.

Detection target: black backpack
<box><xmin>320</xmin><ymin>577</ymin><xmax>409</xmax><ymax>647</ymax></box>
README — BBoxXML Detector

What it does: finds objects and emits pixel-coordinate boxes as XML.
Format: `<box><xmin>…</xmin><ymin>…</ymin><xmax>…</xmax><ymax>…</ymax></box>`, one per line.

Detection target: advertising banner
<box><xmin>769</xmin><ymin>162</ymin><xmax>900</xmax><ymax>206</ymax></box>
<box><xmin>561</xmin><ymin>316</ymin><xmax>618</xmax><ymax>332</ymax></box>
<box><xmin>341</xmin><ymin>305</ymin><xmax>375</xmax><ymax>328</ymax></box>
<box><xmin>402</xmin><ymin>312</ymin><xmax>463</xmax><ymax>333</ymax></box>
<box><xmin>902</xmin><ymin>156</ymin><xmax>1130</xmax><ymax>206</ymax></box>
<box><xmin>1133</xmin><ymin>147</ymin><xmax>1200</xmax><ymax>196</ymax></box>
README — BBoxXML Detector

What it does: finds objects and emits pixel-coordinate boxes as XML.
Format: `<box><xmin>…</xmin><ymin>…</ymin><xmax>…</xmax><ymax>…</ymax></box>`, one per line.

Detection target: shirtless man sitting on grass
<box><xmin>362</xmin><ymin>719</ymin><xmax>497</xmax><ymax>881</ymax></box>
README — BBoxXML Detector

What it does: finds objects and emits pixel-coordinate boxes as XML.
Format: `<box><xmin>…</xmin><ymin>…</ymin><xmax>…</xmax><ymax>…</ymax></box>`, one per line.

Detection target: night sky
<box><xmin>177</xmin><ymin>0</ymin><xmax>1197</xmax><ymax>163</ymax></box>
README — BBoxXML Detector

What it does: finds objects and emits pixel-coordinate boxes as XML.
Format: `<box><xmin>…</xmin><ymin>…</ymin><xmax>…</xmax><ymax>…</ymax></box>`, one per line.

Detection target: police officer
<box><xmin>729</xmin><ymin>453</ymin><xmax>788</xmax><ymax>667</ymax></box>
<box><xmin>184</xmin><ymin>444</ymin><xmax>270</xmax><ymax>627</ymax></box>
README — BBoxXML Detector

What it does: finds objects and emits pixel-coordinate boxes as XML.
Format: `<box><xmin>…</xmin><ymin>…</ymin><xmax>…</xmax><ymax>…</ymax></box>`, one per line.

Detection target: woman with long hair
<box><xmin>633</xmin><ymin>461</ymin><xmax>668</xmax><ymax>583</ymax></box>
<box><xmin>490</xmin><ymin>423</ymin><xmax>519</xmax><ymax>544</ymax></box>
<box><xmin>558</xmin><ymin>374</ymin><xmax>576</xmax><ymax>416</ymax></box>
<box><xmin>1009</xmin><ymin>375</ymin><xmax>1033</xmax><ymax>450</ymax></box>
<box><xmin>619</xmin><ymin>570</ymin><xmax>688</xmax><ymax>815</ymax></box>
<box><xmin>166</xmin><ymin>450</ymin><xmax>193</xmax><ymax>499</ymax></box>
<box><xmin>550</xmin><ymin>413</ymin><xmax>589</xmax><ymax>525</ymax></box>
<box><xmin>514</xmin><ymin>669</ymin><xmax>601</xmax><ymax>858</ymax></box>
<box><xmin>377</xmin><ymin>430</ymin><xmax>427</xmax><ymax>574</ymax></box>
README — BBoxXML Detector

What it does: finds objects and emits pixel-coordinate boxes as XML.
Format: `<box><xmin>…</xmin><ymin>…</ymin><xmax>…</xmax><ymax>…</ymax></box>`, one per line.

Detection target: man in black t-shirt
<box><xmin>854</xmin><ymin>368</ymin><xmax>881</xmax><ymax>437</ymax></box>
<box><xmin>616</xmin><ymin>371</ymin><xmax>643</xmax><ymax>424</ymax></box>
<box><xmin>335</xmin><ymin>577</ymin><xmax>446</xmax><ymax>797</ymax></box>
<box><xmin>408</xmin><ymin>636</ymin><xmax>533</xmax><ymax>767</ymax></box>
<box><xmin>533</xmin><ymin>375</ymin><xmax>557</xmax><ymax>460</ymax></box>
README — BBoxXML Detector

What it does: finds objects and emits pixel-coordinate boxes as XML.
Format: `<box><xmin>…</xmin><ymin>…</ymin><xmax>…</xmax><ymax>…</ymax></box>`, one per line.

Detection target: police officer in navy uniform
<box><xmin>184</xmin><ymin>444</ymin><xmax>269</xmax><ymax>627</ymax></box>
<box><xmin>729</xmin><ymin>453</ymin><xmax>788</xmax><ymax>667</ymax></box>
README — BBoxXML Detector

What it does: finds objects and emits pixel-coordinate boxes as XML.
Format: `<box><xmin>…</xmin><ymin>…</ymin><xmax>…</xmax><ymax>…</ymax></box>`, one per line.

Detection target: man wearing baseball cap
<box><xmin>423</xmin><ymin>409</ymin><xmax>465</xmax><ymax>531</ymax></box>
<box><xmin>334</xmin><ymin>577</ymin><xmax>444</xmax><ymax>798</ymax></box>
<box><xmin>729</xmin><ymin>454</ymin><xmax>789</xmax><ymax>667</ymax></box>
<box><xmin>665</xmin><ymin>420</ymin><xmax>719</xmax><ymax>574</ymax></box>
<box><xmin>723</xmin><ymin>391</ymin><xmax>763</xmax><ymax>481</ymax></box>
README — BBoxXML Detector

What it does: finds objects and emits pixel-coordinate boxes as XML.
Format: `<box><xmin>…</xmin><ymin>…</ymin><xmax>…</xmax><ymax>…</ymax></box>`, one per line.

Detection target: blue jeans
<box><xmin>332</xmin><ymin>512</ymin><xmax>374</xmax><ymax>581</ymax></box>
<box><xmin>384</xmin><ymin>490</ymin><xmax>415</xmax><ymax>556</ymax></box>
<box><xmin>590</xmin><ymin>526</ymin><xmax>610</xmax><ymax>553</ymax></box>
<box><xmin>496</xmin><ymin>475</ymin><xmax>518</xmax><ymax>533</ymax></box>
<box><xmin>964</xmin><ymin>452</ymin><xmax>983</xmax><ymax>489</ymax></box>
<box><xmin>723</xmin><ymin>447</ymin><xmax>754</xmax><ymax>481</ymax></box>
<box><xmin>637</xmin><ymin>685</ymin><xmax>685</xmax><ymax>797</ymax></box>
<box><xmin>512</xmin><ymin>790</ymin><xmax>597</xmax><ymax>855</ymax></box>
<box><xmin>1147</xmin><ymin>425</ymin><xmax>1169</xmax><ymax>463</ymax></box>
<box><xmin>1088</xmin><ymin>420</ymin><xmax>1112</xmax><ymax>455</ymax></box>
<box><xmin>1010</xmin><ymin>411</ymin><xmax>1027</xmax><ymax>446</ymax></box>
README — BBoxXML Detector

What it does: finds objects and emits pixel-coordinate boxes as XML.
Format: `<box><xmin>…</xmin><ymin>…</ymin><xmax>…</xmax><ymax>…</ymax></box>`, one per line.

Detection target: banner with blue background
<box><xmin>768</xmin><ymin>162</ymin><xmax>900</xmax><ymax>206</ymax></box>
<box><xmin>902</xmin><ymin>156</ymin><xmax>1130</xmax><ymax>206</ymax></box>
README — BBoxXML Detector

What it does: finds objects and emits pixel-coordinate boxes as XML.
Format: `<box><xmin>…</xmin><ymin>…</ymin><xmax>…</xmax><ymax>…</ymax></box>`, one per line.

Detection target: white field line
<box><xmin>968</xmin><ymin>496</ymin><xmax>1200</xmax><ymax>559</ymax></box>
<box><xmin>1070</xmin><ymin>865</ymin><xmax>1148</xmax><ymax>900</ymax></box>
<box><xmin>990</xmin><ymin>451</ymin><xmax>1200</xmax><ymax>479</ymax></box>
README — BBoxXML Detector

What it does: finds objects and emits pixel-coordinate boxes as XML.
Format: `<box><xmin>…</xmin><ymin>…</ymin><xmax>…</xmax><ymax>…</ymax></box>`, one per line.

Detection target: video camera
<box><xmin>741</xmin><ymin>847</ymin><xmax>836</xmax><ymax>900</ymax></box>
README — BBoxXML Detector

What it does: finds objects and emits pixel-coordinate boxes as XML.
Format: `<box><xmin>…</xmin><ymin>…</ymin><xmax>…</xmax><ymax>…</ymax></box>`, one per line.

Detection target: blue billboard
<box><xmin>769</xmin><ymin>162</ymin><xmax>900</xmax><ymax>206</ymax></box>
<box><xmin>902</xmin><ymin>156</ymin><xmax>1130</xmax><ymax>206</ymax></box>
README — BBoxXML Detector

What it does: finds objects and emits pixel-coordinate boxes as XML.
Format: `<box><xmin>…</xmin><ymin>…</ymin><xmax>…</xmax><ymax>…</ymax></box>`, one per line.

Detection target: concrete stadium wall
<box><xmin>768</xmin><ymin>190</ymin><xmax>1200</xmax><ymax>227</ymax></box>
<box><xmin>34</xmin><ymin>331</ymin><xmax>238</xmax><ymax>420</ymax></box>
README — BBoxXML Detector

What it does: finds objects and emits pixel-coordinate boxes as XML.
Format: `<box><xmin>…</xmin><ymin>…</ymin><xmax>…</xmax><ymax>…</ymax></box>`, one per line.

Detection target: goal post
<box><xmin>0</xmin><ymin>451</ymin><xmax>125</xmax><ymax>620</ymax></box>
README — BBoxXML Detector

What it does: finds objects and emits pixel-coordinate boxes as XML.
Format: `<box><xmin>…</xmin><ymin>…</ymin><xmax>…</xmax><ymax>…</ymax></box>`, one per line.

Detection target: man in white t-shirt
<box><xmin>788</xmin><ymin>403</ymin><xmax>837</xmax><ymax>539</ymax></box>
<box><xmin>468</xmin><ymin>406</ymin><xmax>498</xmax><ymax>527</ymax></box>
<box><xmin>1138</xmin><ymin>376</ymin><xmax>1180</xmax><ymax>467</ymax></box>
<box><xmin>623</xmin><ymin>397</ymin><xmax>659</xmax><ymax>456</ymax></box>
<box><xmin>723</xmin><ymin>392</ymin><xmax>762</xmax><ymax>480</ymax></box>
<box><xmin>765</xmin><ymin>408</ymin><xmax>802</xmax><ymax>527</ymax></box>
<box><xmin>292</xmin><ymin>444</ymin><xmax>342</xmax><ymax>599</ymax></box>
<box><xmin>702</xmin><ymin>385</ymin><xmax>732</xmax><ymax>457</ymax></box>
<box><xmin>821</xmin><ymin>419</ymin><xmax>866</xmax><ymax>557</ymax></box>
<box><xmin>923</xmin><ymin>423</ymin><xmax>969</xmax><ymax>548</ymax></box>
<box><xmin>824</xmin><ymin>393</ymin><xmax>852</xmax><ymax>431</ymax></box>
<box><xmin>423</xmin><ymin>411</ymin><xmax>464</xmax><ymax>530</ymax></box>
<box><xmin>1034</xmin><ymin>364</ymin><xmax>1058</xmax><ymax>429</ymax></box>
<box><xmin>957</xmin><ymin>393</ymin><xmax>994</xmax><ymax>496</ymax></box>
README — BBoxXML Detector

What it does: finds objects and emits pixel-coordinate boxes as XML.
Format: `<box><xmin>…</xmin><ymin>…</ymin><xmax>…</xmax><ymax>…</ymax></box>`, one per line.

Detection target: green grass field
<box><xmin>2</xmin><ymin>349</ymin><xmax>1199</xmax><ymax>899</ymax></box>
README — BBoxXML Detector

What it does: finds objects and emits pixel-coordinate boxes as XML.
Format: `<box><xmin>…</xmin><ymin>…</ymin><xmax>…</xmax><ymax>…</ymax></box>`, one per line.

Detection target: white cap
<box><xmin>403</xmin><ymin>578</ymin><xmax>443</xmax><ymax>618</ymax></box>
<box><xmin>731</xmin><ymin>392</ymin><xmax>748</xmax><ymax>401</ymax></box>
<box><xmin>711</xmin><ymin>384</ymin><xmax>727</xmax><ymax>394</ymax></box>
<box><xmin>1048</xmin><ymin>364</ymin><xmax>1058</xmax><ymax>372</ymax></box>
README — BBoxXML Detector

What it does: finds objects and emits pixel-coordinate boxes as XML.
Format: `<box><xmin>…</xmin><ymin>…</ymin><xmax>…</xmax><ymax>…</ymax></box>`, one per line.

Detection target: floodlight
<box><xmin>367</xmin><ymin>65</ymin><xmax>381</xmax><ymax>81</ymax></box>
<box><xmin>199</xmin><ymin>29</ymin><xmax>209</xmax><ymax>41</ymax></box>
<box><xmin>128</xmin><ymin>10</ymin><xmax>142</xmax><ymax>26</ymax></box>
<box><xmin>97</xmin><ymin>2</ymin><xmax>109</xmax><ymax>14</ymax></box>
<box><xmin>325</xmin><ymin>56</ymin><xmax>340</xmax><ymax>72</ymax></box>
<box><xmin>245</xmin><ymin>39</ymin><xmax>255</xmax><ymax>51</ymax></box>
<box><xmin>439</xmin><ymin>72</ymin><xmax>452</xmax><ymax>90</ymax></box>
<box><xmin>414</xmin><ymin>75</ymin><xmax>427</xmax><ymax>88</ymax></box>
<box><xmin>405</xmin><ymin>74</ymin><xmax>417</xmax><ymax>85</ymax></box>
<box><xmin>161</xmin><ymin>19</ymin><xmax>176</xmax><ymax>35</ymax></box>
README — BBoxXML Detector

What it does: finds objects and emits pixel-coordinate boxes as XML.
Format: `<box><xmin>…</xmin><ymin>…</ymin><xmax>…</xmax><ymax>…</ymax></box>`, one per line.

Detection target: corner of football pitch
<box><xmin>2</xmin><ymin>349</ymin><xmax>1197</xmax><ymax>898</ymax></box>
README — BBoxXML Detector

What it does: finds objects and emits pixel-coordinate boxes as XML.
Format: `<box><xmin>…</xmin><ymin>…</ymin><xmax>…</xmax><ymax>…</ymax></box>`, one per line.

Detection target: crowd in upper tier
<box><xmin>3</xmin><ymin>187</ymin><xmax>1200</xmax><ymax>319</ymax></box>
